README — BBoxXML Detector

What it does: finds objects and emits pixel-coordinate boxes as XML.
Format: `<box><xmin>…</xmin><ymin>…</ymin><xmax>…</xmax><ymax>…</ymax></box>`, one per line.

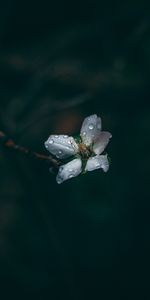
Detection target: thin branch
<box><xmin>0</xmin><ymin>131</ymin><xmax>60</xmax><ymax>169</ymax></box>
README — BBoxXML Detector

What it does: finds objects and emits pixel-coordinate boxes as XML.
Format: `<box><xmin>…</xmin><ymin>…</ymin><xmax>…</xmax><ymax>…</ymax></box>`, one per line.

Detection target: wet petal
<box><xmin>93</xmin><ymin>131</ymin><xmax>112</xmax><ymax>155</ymax></box>
<box><xmin>56</xmin><ymin>158</ymin><xmax>82</xmax><ymax>184</ymax></box>
<box><xmin>44</xmin><ymin>135</ymin><xmax>79</xmax><ymax>159</ymax></box>
<box><xmin>80</xmin><ymin>114</ymin><xmax>102</xmax><ymax>146</ymax></box>
<box><xmin>85</xmin><ymin>154</ymin><xmax>109</xmax><ymax>172</ymax></box>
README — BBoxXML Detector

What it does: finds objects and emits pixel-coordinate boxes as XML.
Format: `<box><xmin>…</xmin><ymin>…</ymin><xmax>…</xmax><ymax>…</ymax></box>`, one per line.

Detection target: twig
<box><xmin>0</xmin><ymin>131</ymin><xmax>60</xmax><ymax>169</ymax></box>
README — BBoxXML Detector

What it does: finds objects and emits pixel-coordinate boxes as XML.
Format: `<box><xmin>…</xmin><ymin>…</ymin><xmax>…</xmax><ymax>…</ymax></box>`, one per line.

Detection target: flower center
<box><xmin>78</xmin><ymin>143</ymin><xmax>92</xmax><ymax>159</ymax></box>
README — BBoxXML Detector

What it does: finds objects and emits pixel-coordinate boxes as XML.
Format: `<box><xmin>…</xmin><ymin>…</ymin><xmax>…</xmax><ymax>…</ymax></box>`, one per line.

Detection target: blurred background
<box><xmin>0</xmin><ymin>0</ymin><xmax>150</xmax><ymax>299</ymax></box>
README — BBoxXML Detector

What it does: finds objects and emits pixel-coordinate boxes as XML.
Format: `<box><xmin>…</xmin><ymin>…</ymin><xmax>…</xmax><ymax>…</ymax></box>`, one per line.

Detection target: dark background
<box><xmin>0</xmin><ymin>0</ymin><xmax>150</xmax><ymax>299</ymax></box>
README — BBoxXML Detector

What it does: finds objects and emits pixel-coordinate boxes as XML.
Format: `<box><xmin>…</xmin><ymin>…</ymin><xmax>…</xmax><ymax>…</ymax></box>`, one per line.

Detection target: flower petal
<box><xmin>93</xmin><ymin>131</ymin><xmax>112</xmax><ymax>155</ymax></box>
<box><xmin>80</xmin><ymin>114</ymin><xmax>102</xmax><ymax>146</ymax></box>
<box><xmin>85</xmin><ymin>154</ymin><xmax>109</xmax><ymax>172</ymax></box>
<box><xmin>44</xmin><ymin>135</ymin><xmax>79</xmax><ymax>159</ymax></box>
<box><xmin>56</xmin><ymin>158</ymin><xmax>82</xmax><ymax>184</ymax></box>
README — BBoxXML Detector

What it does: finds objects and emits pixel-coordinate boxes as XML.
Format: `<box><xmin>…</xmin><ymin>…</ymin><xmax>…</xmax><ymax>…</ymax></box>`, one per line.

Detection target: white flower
<box><xmin>44</xmin><ymin>114</ymin><xmax>112</xmax><ymax>184</ymax></box>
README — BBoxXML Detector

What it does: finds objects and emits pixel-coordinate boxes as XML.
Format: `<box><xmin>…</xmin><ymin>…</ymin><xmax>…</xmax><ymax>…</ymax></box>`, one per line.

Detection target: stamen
<box><xmin>78</xmin><ymin>143</ymin><xmax>92</xmax><ymax>158</ymax></box>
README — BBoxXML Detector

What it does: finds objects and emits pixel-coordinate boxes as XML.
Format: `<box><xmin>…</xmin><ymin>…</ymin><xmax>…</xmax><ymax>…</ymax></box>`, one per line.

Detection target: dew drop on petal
<box><xmin>54</xmin><ymin>135</ymin><xmax>59</xmax><ymax>138</ymax></box>
<box><xmin>96</xmin><ymin>162</ymin><xmax>100</xmax><ymax>167</ymax></box>
<box><xmin>45</xmin><ymin>144</ymin><xmax>49</xmax><ymax>149</ymax></box>
<box><xmin>88</xmin><ymin>124</ymin><xmax>94</xmax><ymax>130</ymax></box>
<box><xmin>57</xmin><ymin>179</ymin><xmax>61</xmax><ymax>184</ymax></box>
<box><xmin>68</xmin><ymin>174</ymin><xmax>74</xmax><ymax>178</ymax></box>
<box><xmin>49</xmin><ymin>139</ymin><xmax>54</xmax><ymax>144</ymax></box>
<box><xmin>56</xmin><ymin>150</ymin><xmax>63</xmax><ymax>158</ymax></box>
<box><xmin>68</xmin><ymin>168</ymin><xmax>73</xmax><ymax>172</ymax></box>
<box><xmin>63</xmin><ymin>135</ymin><xmax>68</xmax><ymax>138</ymax></box>
<box><xmin>82</xmin><ymin>131</ymin><xmax>86</xmax><ymax>136</ymax></box>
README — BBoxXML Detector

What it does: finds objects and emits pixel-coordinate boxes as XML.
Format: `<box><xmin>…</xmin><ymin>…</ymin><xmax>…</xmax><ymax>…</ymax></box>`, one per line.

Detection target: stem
<box><xmin>0</xmin><ymin>131</ymin><xmax>60</xmax><ymax>169</ymax></box>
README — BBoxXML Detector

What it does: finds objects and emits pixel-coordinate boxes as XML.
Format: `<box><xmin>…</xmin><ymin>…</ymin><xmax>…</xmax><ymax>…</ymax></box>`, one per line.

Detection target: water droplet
<box><xmin>54</xmin><ymin>135</ymin><xmax>59</xmax><ymax>138</ymax></box>
<box><xmin>67</xmin><ymin>140</ymin><xmax>71</xmax><ymax>144</ymax></box>
<box><xmin>56</xmin><ymin>150</ymin><xmax>62</xmax><ymax>158</ymax></box>
<box><xmin>45</xmin><ymin>144</ymin><xmax>49</xmax><ymax>148</ymax></box>
<box><xmin>68</xmin><ymin>174</ymin><xmax>74</xmax><ymax>178</ymax></box>
<box><xmin>96</xmin><ymin>162</ymin><xmax>100</xmax><ymax>167</ymax></box>
<box><xmin>63</xmin><ymin>135</ymin><xmax>68</xmax><ymax>138</ymax></box>
<box><xmin>82</xmin><ymin>131</ymin><xmax>86</xmax><ymax>136</ymax></box>
<box><xmin>57</xmin><ymin>179</ymin><xmax>62</xmax><ymax>184</ymax></box>
<box><xmin>49</xmin><ymin>139</ymin><xmax>54</xmax><ymax>144</ymax></box>
<box><xmin>89</xmin><ymin>124</ymin><xmax>94</xmax><ymax>130</ymax></box>
<box><xmin>68</xmin><ymin>168</ymin><xmax>73</xmax><ymax>172</ymax></box>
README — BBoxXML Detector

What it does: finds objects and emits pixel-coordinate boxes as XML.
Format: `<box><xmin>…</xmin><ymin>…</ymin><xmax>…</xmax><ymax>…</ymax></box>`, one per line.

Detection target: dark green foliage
<box><xmin>0</xmin><ymin>1</ymin><xmax>150</xmax><ymax>299</ymax></box>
